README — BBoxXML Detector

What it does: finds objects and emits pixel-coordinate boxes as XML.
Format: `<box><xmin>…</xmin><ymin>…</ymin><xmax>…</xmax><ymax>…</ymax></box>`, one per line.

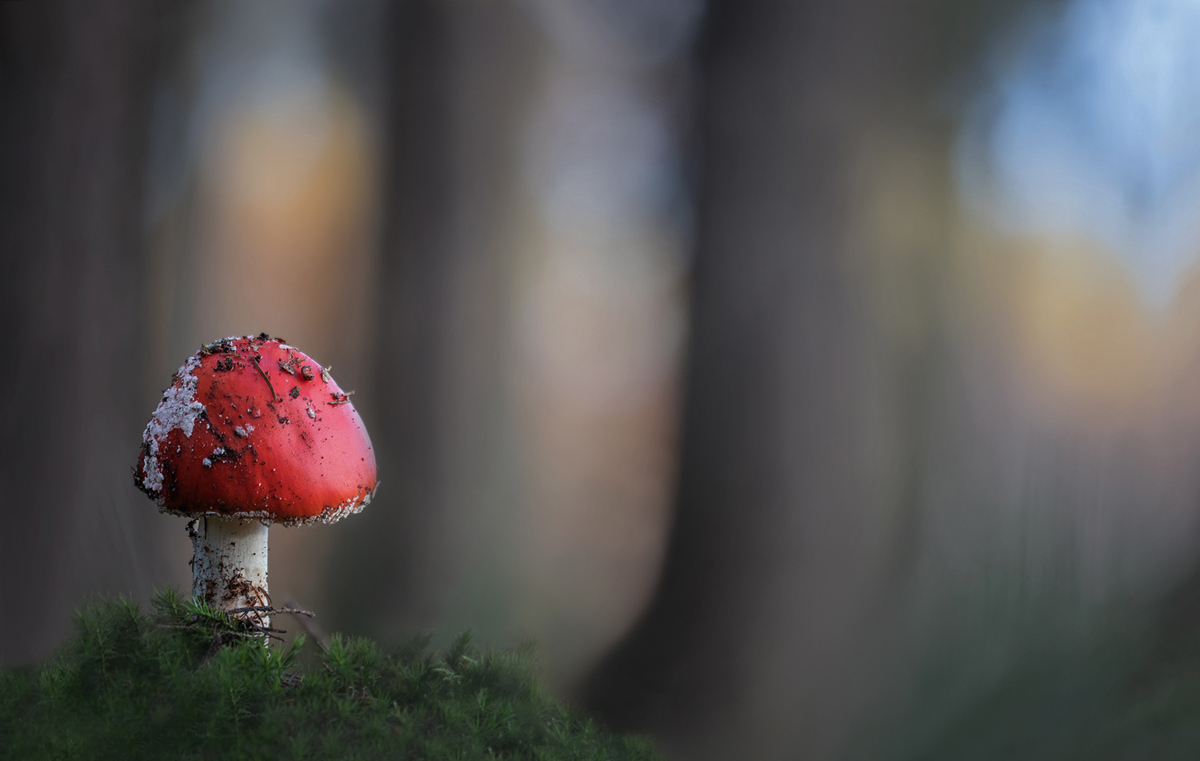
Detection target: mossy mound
<box><xmin>0</xmin><ymin>591</ymin><xmax>662</xmax><ymax>761</ymax></box>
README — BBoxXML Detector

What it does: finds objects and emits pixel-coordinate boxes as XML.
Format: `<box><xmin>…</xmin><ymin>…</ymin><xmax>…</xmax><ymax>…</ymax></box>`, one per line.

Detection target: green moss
<box><xmin>0</xmin><ymin>591</ymin><xmax>662</xmax><ymax>761</ymax></box>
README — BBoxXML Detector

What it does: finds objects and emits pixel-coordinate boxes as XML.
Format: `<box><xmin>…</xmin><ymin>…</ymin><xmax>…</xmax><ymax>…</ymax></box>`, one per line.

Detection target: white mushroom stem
<box><xmin>188</xmin><ymin>517</ymin><xmax>270</xmax><ymax>622</ymax></box>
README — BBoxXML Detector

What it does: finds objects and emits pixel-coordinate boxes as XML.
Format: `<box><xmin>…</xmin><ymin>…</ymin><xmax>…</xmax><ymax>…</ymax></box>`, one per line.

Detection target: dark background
<box><xmin>8</xmin><ymin>1</ymin><xmax>1200</xmax><ymax>758</ymax></box>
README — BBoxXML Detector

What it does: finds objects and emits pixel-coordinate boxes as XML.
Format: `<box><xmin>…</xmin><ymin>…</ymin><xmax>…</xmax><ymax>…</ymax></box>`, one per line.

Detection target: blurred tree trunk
<box><xmin>584</xmin><ymin>1</ymin><xmax>972</xmax><ymax>758</ymax></box>
<box><xmin>328</xmin><ymin>0</ymin><xmax>539</xmax><ymax>638</ymax></box>
<box><xmin>0</xmin><ymin>1</ymin><xmax>180</xmax><ymax>664</ymax></box>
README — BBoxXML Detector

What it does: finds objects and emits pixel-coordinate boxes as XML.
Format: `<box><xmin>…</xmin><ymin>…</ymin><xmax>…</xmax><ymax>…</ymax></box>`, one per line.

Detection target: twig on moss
<box><xmin>228</xmin><ymin>606</ymin><xmax>314</xmax><ymax>618</ymax></box>
<box><xmin>284</xmin><ymin>598</ymin><xmax>331</xmax><ymax>648</ymax></box>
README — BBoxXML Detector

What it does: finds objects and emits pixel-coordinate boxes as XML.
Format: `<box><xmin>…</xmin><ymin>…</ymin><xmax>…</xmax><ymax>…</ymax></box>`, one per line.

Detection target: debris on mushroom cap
<box><xmin>133</xmin><ymin>334</ymin><xmax>377</xmax><ymax>524</ymax></box>
<box><xmin>136</xmin><ymin>355</ymin><xmax>206</xmax><ymax>497</ymax></box>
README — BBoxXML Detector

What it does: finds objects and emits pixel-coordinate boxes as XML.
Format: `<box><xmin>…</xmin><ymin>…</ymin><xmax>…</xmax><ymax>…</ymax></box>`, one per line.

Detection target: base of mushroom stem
<box><xmin>188</xmin><ymin>517</ymin><xmax>270</xmax><ymax>623</ymax></box>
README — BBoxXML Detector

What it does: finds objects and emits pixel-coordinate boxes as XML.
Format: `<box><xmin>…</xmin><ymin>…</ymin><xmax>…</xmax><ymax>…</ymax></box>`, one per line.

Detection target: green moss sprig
<box><xmin>0</xmin><ymin>591</ymin><xmax>661</xmax><ymax>761</ymax></box>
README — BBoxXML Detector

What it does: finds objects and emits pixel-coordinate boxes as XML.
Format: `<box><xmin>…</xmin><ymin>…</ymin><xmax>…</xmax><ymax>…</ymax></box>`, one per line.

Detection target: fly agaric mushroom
<box><xmin>133</xmin><ymin>334</ymin><xmax>376</xmax><ymax>616</ymax></box>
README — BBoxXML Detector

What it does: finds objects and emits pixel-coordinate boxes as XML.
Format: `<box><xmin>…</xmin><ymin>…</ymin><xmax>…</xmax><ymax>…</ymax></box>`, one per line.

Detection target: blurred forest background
<box><xmin>9</xmin><ymin>0</ymin><xmax>1200</xmax><ymax>758</ymax></box>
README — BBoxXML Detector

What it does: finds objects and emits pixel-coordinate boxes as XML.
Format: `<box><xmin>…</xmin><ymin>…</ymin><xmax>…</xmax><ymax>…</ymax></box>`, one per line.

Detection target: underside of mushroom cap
<box><xmin>134</xmin><ymin>334</ymin><xmax>377</xmax><ymax>525</ymax></box>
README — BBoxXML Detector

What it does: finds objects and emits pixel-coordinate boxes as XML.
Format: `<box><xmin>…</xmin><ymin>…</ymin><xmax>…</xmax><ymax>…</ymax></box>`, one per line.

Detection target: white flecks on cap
<box><xmin>140</xmin><ymin>355</ymin><xmax>206</xmax><ymax>502</ymax></box>
<box><xmin>156</xmin><ymin>485</ymin><xmax>376</xmax><ymax>526</ymax></box>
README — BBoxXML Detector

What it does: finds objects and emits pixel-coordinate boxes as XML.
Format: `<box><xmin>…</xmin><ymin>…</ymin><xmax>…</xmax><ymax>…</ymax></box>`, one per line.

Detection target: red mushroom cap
<box><xmin>134</xmin><ymin>334</ymin><xmax>376</xmax><ymax>525</ymax></box>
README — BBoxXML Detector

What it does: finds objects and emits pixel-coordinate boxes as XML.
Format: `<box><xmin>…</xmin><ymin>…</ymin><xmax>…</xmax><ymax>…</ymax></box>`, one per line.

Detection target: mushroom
<box><xmin>133</xmin><ymin>334</ymin><xmax>376</xmax><ymax>619</ymax></box>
